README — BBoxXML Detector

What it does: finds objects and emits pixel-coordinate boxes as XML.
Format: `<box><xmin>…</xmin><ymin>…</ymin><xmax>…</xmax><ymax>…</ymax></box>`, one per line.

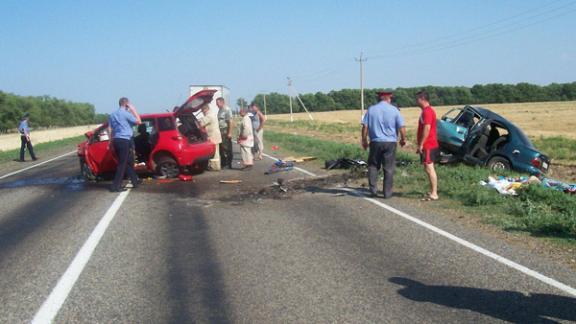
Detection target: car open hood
<box><xmin>174</xmin><ymin>89</ymin><xmax>217</xmax><ymax>115</ymax></box>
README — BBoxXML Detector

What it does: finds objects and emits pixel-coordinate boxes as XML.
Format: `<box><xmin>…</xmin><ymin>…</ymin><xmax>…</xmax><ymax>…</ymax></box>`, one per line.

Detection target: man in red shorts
<box><xmin>416</xmin><ymin>90</ymin><xmax>439</xmax><ymax>201</ymax></box>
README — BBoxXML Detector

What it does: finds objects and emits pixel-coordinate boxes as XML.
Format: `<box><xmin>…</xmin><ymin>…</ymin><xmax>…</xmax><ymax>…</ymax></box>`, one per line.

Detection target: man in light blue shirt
<box><xmin>109</xmin><ymin>97</ymin><xmax>142</xmax><ymax>192</ymax></box>
<box><xmin>361</xmin><ymin>91</ymin><xmax>407</xmax><ymax>198</ymax></box>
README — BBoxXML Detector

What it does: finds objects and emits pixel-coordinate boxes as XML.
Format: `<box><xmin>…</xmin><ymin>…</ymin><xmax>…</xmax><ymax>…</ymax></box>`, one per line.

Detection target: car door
<box><xmin>85</xmin><ymin>126</ymin><xmax>118</xmax><ymax>174</ymax></box>
<box><xmin>437</xmin><ymin>108</ymin><xmax>469</xmax><ymax>152</ymax></box>
<box><xmin>462</xmin><ymin>118</ymin><xmax>492</xmax><ymax>162</ymax></box>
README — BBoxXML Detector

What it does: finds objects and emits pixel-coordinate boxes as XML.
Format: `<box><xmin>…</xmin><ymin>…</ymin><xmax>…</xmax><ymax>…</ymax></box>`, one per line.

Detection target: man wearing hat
<box><xmin>18</xmin><ymin>112</ymin><xmax>37</xmax><ymax>162</ymax></box>
<box><xmin>361</xmin><ymin>90</ymin><xmax>407</xmax><ymax>198</ymax></box>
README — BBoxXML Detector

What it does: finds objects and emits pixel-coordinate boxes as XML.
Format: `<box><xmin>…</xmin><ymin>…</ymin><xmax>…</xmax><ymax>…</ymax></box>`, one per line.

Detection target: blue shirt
<box><xmin>362</xmin><ymin>101</ymin><xmax>405</xmax><ymax>142</ymax></box>
<box><xmin>18</xmin><ymin>120</ymin><xmax>30</xmax><ymax>136</ymax></box>
<box><xmin>249</xmin><ymin>111</ymin><xmax>260</xmax><ymax>130</ymax></box>
<box><xmin>109</xmin><ymin>108</ymin><xmax>137</xmax><ymax>140</ymax></box>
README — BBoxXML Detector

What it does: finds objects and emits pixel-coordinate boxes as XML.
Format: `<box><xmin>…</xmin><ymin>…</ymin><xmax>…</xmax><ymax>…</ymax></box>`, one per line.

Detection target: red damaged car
<box><xmin>77</xmin><ymin>89</ymin><xmax>217</xmax><ymax>180</ymax></box>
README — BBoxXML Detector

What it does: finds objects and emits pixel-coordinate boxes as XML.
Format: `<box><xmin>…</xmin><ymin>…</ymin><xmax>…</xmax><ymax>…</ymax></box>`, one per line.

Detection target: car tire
<box><xmin>487</xmin><ymin>156</ymin><xmax>511</xmax><ymax>172</ymax></box>
<box><xmin>156</xmin><ymin>156</ymin><xmax>180</xmax><ymax>178</ymax></box>
<box><xmin>79</xmin><ymin>158</ymin><xmax>96</xmax><ymax>181</ymax></box>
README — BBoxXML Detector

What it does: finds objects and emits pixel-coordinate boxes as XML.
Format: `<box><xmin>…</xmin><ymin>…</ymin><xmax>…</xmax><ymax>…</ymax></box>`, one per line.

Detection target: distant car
<box><xmin>437</xmin><ymin>105</ymin><xmax>550</xmax><ymax>175</ymax></box>
<box><xmin>77</xmin><ymin>89</ymin><xmax>217</xmax><ymax>180</ymax></box>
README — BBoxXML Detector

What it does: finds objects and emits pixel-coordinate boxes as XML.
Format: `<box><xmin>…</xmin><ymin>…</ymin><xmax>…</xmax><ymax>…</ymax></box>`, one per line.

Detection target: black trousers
<box><xmin>368</xmin><ymin>141</ymin><xmax>397</xmax><ymax>198</ymax></box>
<box><xmin>219</xmin><ymin>130</ymin><xmax>233</xmax><ymax>168</ymax></box>
<box><xmin>112</xmin><ymin>138</ymin><xmax>139</xmax><ymax>190</ymax></box>
<box><xmin>20</xmin><ymin>135</ymin><xmax>36</xmax><ymax>161</ymax></box>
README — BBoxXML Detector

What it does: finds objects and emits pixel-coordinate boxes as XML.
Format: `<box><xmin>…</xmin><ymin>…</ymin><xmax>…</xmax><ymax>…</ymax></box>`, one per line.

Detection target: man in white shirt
<box><xmin>237</xmin><ymin>108</ymin><xmax>254</xmax><ymax>170</ymax></box>
<box><xmin>199</xmin><ymin>104</ymin><xmax>222</xmax><ymax>171</ymax></box>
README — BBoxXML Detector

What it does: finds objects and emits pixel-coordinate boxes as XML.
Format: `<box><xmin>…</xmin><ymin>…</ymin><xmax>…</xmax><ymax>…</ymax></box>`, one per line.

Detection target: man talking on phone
<box><xmin>108</xmin><ymin>97</ymin><xmax>142</xmax><ymax>192</ymax></box>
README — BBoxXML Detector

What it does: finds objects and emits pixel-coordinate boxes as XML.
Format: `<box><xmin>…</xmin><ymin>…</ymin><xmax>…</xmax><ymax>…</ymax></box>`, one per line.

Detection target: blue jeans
<box><xmin>111</xmin><ymin>138</ymin><xmax>139</xmax><ymax>190</ymax></box>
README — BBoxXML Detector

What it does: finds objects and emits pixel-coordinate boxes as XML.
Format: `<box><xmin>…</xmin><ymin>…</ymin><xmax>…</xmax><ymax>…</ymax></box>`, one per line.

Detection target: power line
<box><xmin>369</xmin><ymin>5</ymin><xmax>576</xmax><ymax>60</ymax></box>
<box><xmin>371</xmin><ymin>0</ymin><xmax>568</xmax><ymax>57</ymax></box>
<box><xmin>369</xmin><ymin>0</ymin><xmax>576</xmax><ymax>59</ymax></box>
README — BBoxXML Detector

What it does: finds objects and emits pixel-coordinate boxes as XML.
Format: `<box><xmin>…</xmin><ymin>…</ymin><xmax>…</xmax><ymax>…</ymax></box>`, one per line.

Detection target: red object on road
<box><xmin>77</xmin><ymin>90</ymin><xmax>217</xmax><ymax>180</ymax></box>
<box><xmin>178</xmin><ymin>174</ymin><xmax>193</xmax><ymax>181</ymax></box>
<box><xmin>271</xmin><ymin>145</ymin><xmax>280</xmax><ymax>151</ymax></box>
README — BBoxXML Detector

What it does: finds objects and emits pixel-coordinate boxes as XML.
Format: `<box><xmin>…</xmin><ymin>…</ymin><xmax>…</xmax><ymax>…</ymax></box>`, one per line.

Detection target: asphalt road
<box><xmin>0</xmin><ymin>145</ymin><xmax>575</xmax><ymax>323</ymax></box>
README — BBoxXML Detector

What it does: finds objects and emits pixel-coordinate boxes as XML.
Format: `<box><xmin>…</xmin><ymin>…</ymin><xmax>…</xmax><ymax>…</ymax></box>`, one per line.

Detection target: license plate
<box><xmin>542</xmin><ymin>162</ymin><xmax>549</xmax><ymax>170</ymax></box>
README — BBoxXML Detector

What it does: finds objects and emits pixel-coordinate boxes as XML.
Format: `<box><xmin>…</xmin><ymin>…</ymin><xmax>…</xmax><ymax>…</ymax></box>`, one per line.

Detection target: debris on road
<box><xmin>283</xmin><ymin>156</ymin><xmax>317</xmax><ymax>163</ymax></box>
<box><xmin>156</xmin><ymin>179</ymin><xmax>178</xmax><ymax>184</ymax></box>
<box><xmin>178</xmin><ymin>174</ymin><xmax>193</xmax><ymax>181</ymax></box>
<box><xmin>220</xmin><ymin>180</ymin><xmax>243</xmax><ymax>184</ymax></box>
<box><xmin>325</xmin><ymin>158</ymin><xmax>367</xmax><ymax>170</ymax></box>
<box><xmin>265</xmin><ymin>160</ymin><xmax>294</xmax><ymax>174</ymax></box>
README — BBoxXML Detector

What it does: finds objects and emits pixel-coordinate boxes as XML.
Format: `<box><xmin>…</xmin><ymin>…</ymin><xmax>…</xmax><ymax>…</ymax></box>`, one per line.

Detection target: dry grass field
<box><xmin>267</xmin><ymin>101</ymin><xmax>576</xmax><ymax>139</ymax></box>
<box><xmin>0</xmin><ymin>125</ymin><xmax>97</xmax><ymax>151</ymax></box>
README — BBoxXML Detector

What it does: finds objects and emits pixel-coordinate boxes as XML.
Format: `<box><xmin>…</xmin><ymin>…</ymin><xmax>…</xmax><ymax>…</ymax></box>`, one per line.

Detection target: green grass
<box><xmin>267</xmin><ymin>120</ymin><xmax>359</xmax><ymax>135</ymax></box>
<box><xmin>265</xmin><ymin>131</ymin><xmax>576</xmax><ymax>244</ymax></box>
<box><xmin>265</xmin><ymin>130</ymin><xmax>414</xmax><ymax>162</ymax></box>
<box><xmin>0</xmin><ymin>135</ymin><xmax>84</xmax><ymax>164</ymax></box>
<box><xmin>532</xmin><ymin>136</ymin><xmax>576</xmax><ymax>163</ymax></box>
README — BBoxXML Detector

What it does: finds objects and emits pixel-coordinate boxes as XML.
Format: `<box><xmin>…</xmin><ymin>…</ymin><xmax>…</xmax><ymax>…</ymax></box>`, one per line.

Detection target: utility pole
<box><xmin>287</xmin><ymin>77</ymin><xmax>293</xmax><ymax>122</ymax></box>
<box><xmin>355</xmin><ymin>52</ymin><xmax>367</xmax><ymax>119</ymax></box>
<box><xmin>287</xmin><ymin>77</ymin><xmax>314</xmax><ymax>121</ymax></box>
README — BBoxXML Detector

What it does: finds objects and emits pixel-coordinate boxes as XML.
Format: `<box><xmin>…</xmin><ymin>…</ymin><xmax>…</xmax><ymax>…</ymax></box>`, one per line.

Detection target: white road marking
<box><xmin>284</xmin><ymin>161</ymin><xmax>576</xmax><ymax>297</ymax></box>
<box><xmin>262</xmin><ymin>152</ymin><xmax>318</xmax><ymax>177</ymax></box>
<box><xmin>31</xmin><ymin>190</ymin><xmax>131</xmax><ymax>324</ymax></box>
<box><xmin>340</xmin><ymin>187</ymin><xmax>576</xmax><ymax>297</ymax></box>
<box><xmin>0</xmin><ymin>151</ymin><xmax>76</xmax><ymax>180</ymax></box>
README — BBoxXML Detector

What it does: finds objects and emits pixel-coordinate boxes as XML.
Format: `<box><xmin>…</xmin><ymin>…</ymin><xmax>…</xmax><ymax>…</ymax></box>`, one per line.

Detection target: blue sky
<box><xmin>1</xmin><ymin>0</ymin><xmax>575</xmax><ymax>113</ymax></box>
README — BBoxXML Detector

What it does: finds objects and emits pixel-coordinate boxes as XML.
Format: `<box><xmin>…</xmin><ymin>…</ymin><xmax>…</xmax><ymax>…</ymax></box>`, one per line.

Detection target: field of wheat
<box><xmin>266</xmin><ymin>101</ymin><xmax>576</xmax><ymax>139</ymax></box>
<box><xmin>0</xmin><ymin>125</ymin><xmax>98</xmax><ymax>151</ymax></box>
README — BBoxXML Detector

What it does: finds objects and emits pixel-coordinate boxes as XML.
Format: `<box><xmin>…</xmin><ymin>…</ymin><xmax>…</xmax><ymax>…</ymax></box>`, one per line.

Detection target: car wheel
<box><xmin>79</xmin><ymin>158</ymin><xmax>96</xmax><ymax>181</ymax></box>
<box><xmin>157</xmin><ymin>156</ymin><xmax>180</xmax><ymax>178</ymax></box>
<box><xmin>487</xmin><ymin>156</ymin><xmax>511</xmax><ymax>172</ymax></box>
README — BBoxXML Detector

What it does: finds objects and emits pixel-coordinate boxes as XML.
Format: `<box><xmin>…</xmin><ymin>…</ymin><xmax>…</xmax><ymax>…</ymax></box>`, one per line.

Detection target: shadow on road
<box><xmin>389</xmin><ymin>277</ymin><xmax>576</xmax><ymax>323</ymax></box>
<box><xmin>166</xmin><ymin>203</ymin><xmax>232</xmax><ymax>323</ymax></box>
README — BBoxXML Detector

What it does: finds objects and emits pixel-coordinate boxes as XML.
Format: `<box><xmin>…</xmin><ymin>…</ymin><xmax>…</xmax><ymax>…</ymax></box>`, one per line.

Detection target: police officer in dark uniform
<box><xmin>18</xmin><ymin>112</ymin><xmax>37</xmax><ymax>162</ymax></box>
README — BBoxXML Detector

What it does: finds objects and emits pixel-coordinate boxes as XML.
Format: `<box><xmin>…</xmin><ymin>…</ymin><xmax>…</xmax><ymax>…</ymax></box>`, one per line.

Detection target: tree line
<box><xmin>0</xmin><ymin>91</ymin><xmax>108</xmax><ymax>133</ymax></box>
<box><xmin>251</xmin><ymin>82</ymin><xmax>576</xmax><ymax>114</ymax></box>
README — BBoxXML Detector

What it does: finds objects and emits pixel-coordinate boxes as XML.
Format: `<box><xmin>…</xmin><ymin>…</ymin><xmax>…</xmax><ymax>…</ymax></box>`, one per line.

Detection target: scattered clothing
<box><xmin>265</xmin><ymin>160</ymin><xmax>294</xmax><ymax>174</ymax></box>
<box><xmin>480</xmin><ymin>175</ymin><xmax>576</xmax><ymax>195</ymax></box>
<box><xmin>480</xmin><ymin>176</ymin><xmax>523</xmax><ymax>195</ymax></box>
<box><xmin>325</xmin><ymin>158</ymin><xmax>367</xmax><ymax>170</ymax></box>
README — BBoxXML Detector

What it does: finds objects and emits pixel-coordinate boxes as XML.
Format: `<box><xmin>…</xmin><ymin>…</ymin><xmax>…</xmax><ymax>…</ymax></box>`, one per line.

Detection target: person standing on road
<box><xmin>109</xmin><ymin>97</ymin><xmax>142</xmax><ymax>192</ymax></box>
<box><xmin>238</xmin><ymin>107</ymin><xmax>254</xmax><ymax>170</ymax></box>
<box><xmin>200</xmin><ymin>104</ymin><xmax>223</xmax><ymax>171</ymax></box>
<box><xmin>18</xmin><ymin>112</ymin><xmax>37</xmax><ymax>162</ymax></box>
<box><xmin>361</xmin><ymin>91</ymin><xmax>407</xmax><ymax>198</ymax></box>
<box><xmin>415</xmin><ymin>90</ymin><xmax>440</xmax><ymax>201</ymax></box>
<box><xmin>249</xmin><ymin>103</ymin><xmax>266</xmax><ymax>160</ymax></box>
<box><xmin>216</xmin><ymin>97</ymin><xmax>234</xmax><ymax>169</ymax></box>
